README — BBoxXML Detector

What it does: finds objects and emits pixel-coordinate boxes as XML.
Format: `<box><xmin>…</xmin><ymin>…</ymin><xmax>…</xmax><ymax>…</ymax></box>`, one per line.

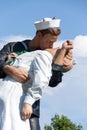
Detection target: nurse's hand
<box><xmin>22</xmin><ymin>103</ymin><xmax>33</xmax><ymax>120</ymax></box>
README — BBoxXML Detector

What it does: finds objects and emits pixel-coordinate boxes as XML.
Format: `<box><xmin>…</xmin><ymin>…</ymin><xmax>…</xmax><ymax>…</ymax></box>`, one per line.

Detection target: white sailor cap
<box><xmin>34</xmin><ymin>17</ymin><xmax>61</xmax><ymax>31</ymax></box>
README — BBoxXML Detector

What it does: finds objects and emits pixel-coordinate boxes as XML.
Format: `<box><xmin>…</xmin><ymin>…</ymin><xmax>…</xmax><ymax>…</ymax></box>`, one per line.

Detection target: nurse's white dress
<box><xmin>0</xmin><ymin>50</ymin><xmax>52</xmax><ymax>130</ymax></box>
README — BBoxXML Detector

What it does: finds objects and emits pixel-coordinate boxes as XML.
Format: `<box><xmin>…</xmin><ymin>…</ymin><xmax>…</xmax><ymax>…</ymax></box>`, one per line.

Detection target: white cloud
<box><xmin>73</xmin><ymin>35</ymin><xmax>87</xmax><ymax>57</ymax></box>
<box><xmin>2</xmin><ymin>35</ymin><xmax>32</xmax><ymax>42</ymax></box>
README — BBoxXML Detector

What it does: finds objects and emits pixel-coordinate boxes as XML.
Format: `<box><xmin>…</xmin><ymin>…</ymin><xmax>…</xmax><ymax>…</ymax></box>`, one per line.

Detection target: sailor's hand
<box><xmin>3</xmin><ymin>65</ymin><xmax>30</xmax><ymax>83</ymax></box>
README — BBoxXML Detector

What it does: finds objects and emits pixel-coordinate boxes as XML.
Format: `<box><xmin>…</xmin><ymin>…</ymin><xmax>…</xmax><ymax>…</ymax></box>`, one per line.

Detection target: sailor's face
<box><xmin>39</xmin><ymin>33</ymin><xmax>58</xmax><ymax>50</ymax></box>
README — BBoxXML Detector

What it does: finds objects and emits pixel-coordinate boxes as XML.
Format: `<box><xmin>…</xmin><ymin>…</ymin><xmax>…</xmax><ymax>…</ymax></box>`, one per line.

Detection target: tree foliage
<box><xmin>44</xmin><ymin>114</ymin><xmax>83</xmax><ymax>130</ymax></box>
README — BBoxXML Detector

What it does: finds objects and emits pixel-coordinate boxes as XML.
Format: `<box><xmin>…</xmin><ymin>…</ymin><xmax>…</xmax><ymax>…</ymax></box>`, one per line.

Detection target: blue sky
<box><xmin>0</xmin><ymin>0</ymin><xmax>87</xmax><ymax>129</ymax></box>
<box><xmin>0</xmin><ymin>0</ymin><xmax>87</xmax><ymax>39</ymax></box>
